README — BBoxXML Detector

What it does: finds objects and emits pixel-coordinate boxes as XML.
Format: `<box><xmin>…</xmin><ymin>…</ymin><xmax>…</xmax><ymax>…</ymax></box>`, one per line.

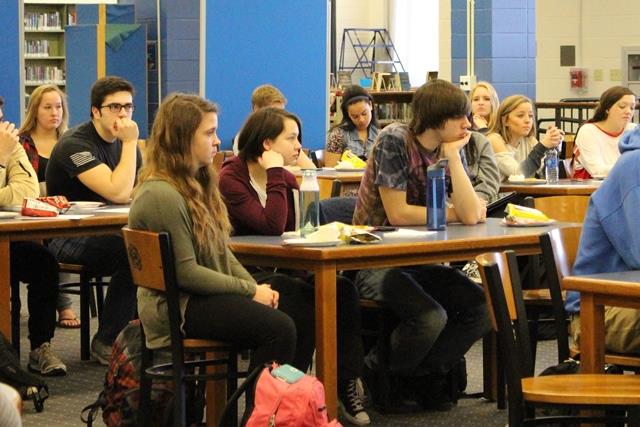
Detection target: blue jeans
<box><xmin>48</xmin><ymin>235</ymin><xmax>136</xmax><ymax>345</ymax></box>
<box><xmin>355</xmin><ymin>264</ymin><xmax>491</xmax><ymax>376</ymax></box>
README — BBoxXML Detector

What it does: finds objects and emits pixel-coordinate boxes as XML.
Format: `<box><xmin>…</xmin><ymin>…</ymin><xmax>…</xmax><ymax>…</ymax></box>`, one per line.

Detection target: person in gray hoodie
<box><xmin>565</xmin><ymin>124</ymin><xmax>640</xmax><ymax>354</ymax></box>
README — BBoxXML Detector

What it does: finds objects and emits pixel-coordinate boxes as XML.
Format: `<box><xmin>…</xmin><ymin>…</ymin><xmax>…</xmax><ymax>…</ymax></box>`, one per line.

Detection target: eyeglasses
<box><xmin>100</xmin><ymin>103</ymin><xmax>135</xmax><ymax>114</ymax></box>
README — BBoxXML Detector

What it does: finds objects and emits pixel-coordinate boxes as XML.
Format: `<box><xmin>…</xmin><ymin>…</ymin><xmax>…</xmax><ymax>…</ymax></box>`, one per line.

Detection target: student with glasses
<box><xmin>45</xmin><ymin>76</ymin><xmax>142</xmax><ymax>365</ymax></box>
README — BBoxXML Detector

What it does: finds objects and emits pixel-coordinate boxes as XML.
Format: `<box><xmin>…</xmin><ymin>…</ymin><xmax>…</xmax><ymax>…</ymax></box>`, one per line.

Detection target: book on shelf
<box><xmin>337</xmin><ymin>71</ymin><xmax>352</xmax><ymax>89</ymax></box>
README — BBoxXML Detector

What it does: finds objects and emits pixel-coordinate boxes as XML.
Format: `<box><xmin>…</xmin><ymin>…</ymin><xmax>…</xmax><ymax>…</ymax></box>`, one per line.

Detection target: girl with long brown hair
<box><xmin>129</xmin><ymin>93</ymin><xmax>299</xmax><ymax>379</ymax></box>
<box><xmin>573</xmin><ymin>86</ymin><xmax>636</xmax><ymax>179</ymax></box>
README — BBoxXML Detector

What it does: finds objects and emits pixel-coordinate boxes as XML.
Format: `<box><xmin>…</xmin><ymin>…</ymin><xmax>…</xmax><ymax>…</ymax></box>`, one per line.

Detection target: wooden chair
<box><xmin>57</xmin><ymin>264</ymin><xmax>108</xmax><ymax>360</ymax></box>
<box><xmin>311</xmin><ymin>149</ymin><xmax>324</xmax><ymax>168</ymax></box>
<box><xmin>122</xmin><ymin>228</ymin><xmax>243</xmax><ymax>427</ymax></box>
<box><xmin>212</xmin><ymin>151</ymin><xmax>225</xmax><ymax>171</ymax></box>
<box><xmin>532</xmin><ymin>195</ymin><xmax>590</xmax><ymax>223</ymax></box>
<box><xmin>328</xmin><ymin>178</ymin><xmax>360</xmax><ymax>198</ymax></box>
<box><xmin>9</xmin><ymin>256</ymin><xmax>108</xmax><ymax>360</ymax></box>
<box><xmin>519</xmin><ymin>195</ymin><xmax>589</xmax><ymax>358</ymax></box>
<box><xmin>476</xmin><ymin>250</ymin><xmax>640</xmax><ymax>427</ymax></box>
<box><xmin>540</xmin><ymin>226</ymin><xmax>640</xmax><ymax>370</ymax></box>
<box><xmin>28</xmin><ymin>185</ymin><xmax>110</xmax><ymax>360</ymax></box>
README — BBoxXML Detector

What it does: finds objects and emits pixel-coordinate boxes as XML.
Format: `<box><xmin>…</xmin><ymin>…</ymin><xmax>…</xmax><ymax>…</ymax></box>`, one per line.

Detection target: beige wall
<box><xmin>337</xmin><ymin>1</ymin><xmax>640</xmax><ymax>101</ymax></box>
<box><xmin>335</xmin><ymin>1</ymin><xmax>450</xmax><ymax>85</ymax></box>
<box><xmin>439</xmin><ymin>0</ymin><xmax>451</xmax><ymax>81</ymax></box>
<box><xmin>536</xmin><ymin>0</ymin><xmax>640</xmax><ymax>101</ymax></box>
<box><xmin>335</xmin><ymin>0</ymin><xmax>389</xmax><ymax>83</ymax></box>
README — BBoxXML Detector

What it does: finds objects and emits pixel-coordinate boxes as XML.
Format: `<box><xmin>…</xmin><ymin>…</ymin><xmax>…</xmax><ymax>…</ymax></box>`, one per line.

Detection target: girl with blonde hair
<box><xmin>19</xmin><ymin>84</ymin><xmax>68</xmax><ymax>182</ymax></box>
<box><xmin>487</xmin><ymin>94</ymin><xmax>563</xmax><ymax>181</ymax></box>
<box><xmin>469</xmin><ymin>81</ymin><xmax>499</xmax><ymax>133</ymax></box>
<box><xmin>19</xmin><ymin>84</ymin><xmax>78</xmax><ymax>328</ymax></box>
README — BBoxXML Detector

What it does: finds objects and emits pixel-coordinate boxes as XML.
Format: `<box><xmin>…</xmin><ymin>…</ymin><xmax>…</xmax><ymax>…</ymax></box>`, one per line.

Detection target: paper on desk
<box><xmin>100</xmin><ymin>207</ymin><xmax>130</xmax><ymax>213</ymax></box>
<box><xmin>18</xmin><ymin>214</ymin><xmax>94</xmax><ymax>220</ymax></box>
<box><xmin>383</xmin><ymin>229</ymin><xmax>436</xmax><ymax>238</ymax></box>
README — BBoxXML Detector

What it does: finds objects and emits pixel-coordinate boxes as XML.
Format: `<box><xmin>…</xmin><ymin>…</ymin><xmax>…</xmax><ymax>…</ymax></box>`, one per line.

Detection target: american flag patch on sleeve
<box><xmin>70</xmin><ymin>151</ymin><xmax>96</xmax><ymax>167</ymax></box>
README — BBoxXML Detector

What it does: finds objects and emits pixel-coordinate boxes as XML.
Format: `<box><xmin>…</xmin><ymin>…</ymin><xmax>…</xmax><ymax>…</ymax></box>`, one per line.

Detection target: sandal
<box><xmin>57</xmin><ymin>309</ymin><xmax>81</xmax><ymax>329</ymax></box>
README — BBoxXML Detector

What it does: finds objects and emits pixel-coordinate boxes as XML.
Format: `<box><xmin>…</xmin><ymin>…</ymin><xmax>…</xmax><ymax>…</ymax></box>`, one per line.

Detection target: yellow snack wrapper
<box><xmin>504</xmin><ymin>203</ymin><xmax>550</xmax><ymax>223</ymax></box>
<box><xmin>338</xmin><ymin>150</ymin><xmax>367</xmax><ymax>169</ymax></box>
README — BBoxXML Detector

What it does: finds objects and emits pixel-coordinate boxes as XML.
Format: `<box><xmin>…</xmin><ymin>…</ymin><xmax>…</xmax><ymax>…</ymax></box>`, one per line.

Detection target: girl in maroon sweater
<box><xmin>219</xmin><ymin>108</ymin><xmax>370</xmax><ymax>426</ymax></box>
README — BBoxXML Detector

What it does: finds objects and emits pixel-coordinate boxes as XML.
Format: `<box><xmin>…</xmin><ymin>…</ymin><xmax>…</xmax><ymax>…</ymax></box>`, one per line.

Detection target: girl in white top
<box><xmin>469</xmin><ymin>81</ymin><xmax>499</xmax><ymax>133</ymax></box>
<box><xmin>487</xmin><ymin>95</ymin><xmax>563</xmax><ymax>181</ymax></box>
<box><xmin>573</xmin><ymin>86</ymin><xmax>637</xmax><ymax>179</ymax></box>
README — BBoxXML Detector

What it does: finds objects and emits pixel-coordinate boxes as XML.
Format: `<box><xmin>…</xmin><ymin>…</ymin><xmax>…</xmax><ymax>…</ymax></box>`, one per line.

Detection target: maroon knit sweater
<box><xmin>218</xmin><ymin>156</ymin><xmax>298</xmax><ymax>236</ymax></box>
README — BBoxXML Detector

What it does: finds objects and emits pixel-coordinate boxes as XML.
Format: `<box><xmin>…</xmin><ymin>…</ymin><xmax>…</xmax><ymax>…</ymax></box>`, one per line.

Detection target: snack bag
<box><xmin>504</xmin><ymin>203</ymin><xmax>550</xmax><ymax>225</ymax></box>
<box><xmin>21</xmin><ymin>198</ymin><xmax>59</xmax><ymax>217</ymax></box>
<box><xmin>38</xmin><ymin>196</ymin><xmax>71</xmax><ymax>213</ymax></box>
<box><xmin>337</xmin><ymin>150</ymin><xmax>367</xmax><ymax>169</ymax></box>
<box><xmin>21</xmin><ymin>195</ymin><xmax>71</xmax><ymax>217</ymax></box>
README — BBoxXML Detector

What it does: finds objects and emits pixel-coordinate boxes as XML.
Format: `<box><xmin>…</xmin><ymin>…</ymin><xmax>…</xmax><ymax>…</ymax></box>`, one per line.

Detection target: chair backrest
<box><xmin>213</xmin><ymin>151</ymin><xmax>225</xmax><ymax>171</ymax></box>
<box><xmin>533</xmin><ymin>195</ymin><xmax>590</xmax><ymax>223</ymax></box>
<box><xmin>330</xmin><ymin>179</ymin><xmax>343</xmax><ymax>198</ymax></box>
<box><xmin>122</xmin><ymin>227</ymin><xmax>185</xmax><ymax>358</ymax></box>
<box><xmin>476</xmin><ymin>250</ymin><xmax>534</xmax><ymax>414</ymax></box>
<box><xmin>312</xmin><ymin>149</ymin><xmax>324</xmax><ymax>168</ymax></box>
<box><xmin>539</xmin><ymin>225</ymin><xmax>582</xmax><ymax>362</ymax></box>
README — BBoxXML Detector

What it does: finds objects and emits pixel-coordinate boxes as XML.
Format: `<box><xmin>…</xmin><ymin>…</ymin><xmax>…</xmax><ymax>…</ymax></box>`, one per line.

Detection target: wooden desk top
<box><xmin>500</xmin><ymin>179</ymin><xmax>601</xmax><ymax>196</ymax></box>
<box><xmin>0</xmin><ymin>207</ymin><xmax>130</xmax><ymax>340</ymax></box>
<box><xmin>0</xmin><ymin>209</ymin><xmax>129</xmax><ymax>241</ymax></box>
<box><xmin>230</xmin><ymin>218</ymin><xmax>560</xmax><ymax>269</ymax></box>
<box><xmin>563</xmin><ymin>271</ymin><xmax>640</xmax><ymax>298</ymax></box>
<box><xmin>316</xmin><ymin>170</ymin><xmax>364</xmax><ymax>182</ymax></box>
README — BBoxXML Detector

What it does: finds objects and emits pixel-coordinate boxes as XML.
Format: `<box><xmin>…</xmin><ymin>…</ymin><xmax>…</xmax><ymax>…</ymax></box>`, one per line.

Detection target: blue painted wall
<box><xmin>65</xmin><ymin>25</ymin><xmax>149</xmax><ymax>137</ymax></box>
<box><xmin>452</xmin><ymin>0</ymin><xmax>536</xmax><ymax>100</ymax></box>
<box><xmin>204</xmin><ymin>0</ymin><xmax>328</xmax><ymax>150</ymax></box>
<box><xmin>66</xmin><ymin>26</ymin><xmax>99</xmax><ymax>125</ymax></box>
<box><xmin>0</xmin><ymin>2</ymin><xmax>22</xmax><ymax>123</ymax></box>
<box><xmin>160</xmin><ymin>0</ymin><xmax>200</xmax><ymax>97</ymax></box>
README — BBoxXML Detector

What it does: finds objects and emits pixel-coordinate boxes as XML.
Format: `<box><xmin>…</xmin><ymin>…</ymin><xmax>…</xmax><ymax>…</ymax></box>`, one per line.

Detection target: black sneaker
<box><xmin>338</xmin><ymin>379</ymin><xmax>371</xmax><ymax>426</ymax></box>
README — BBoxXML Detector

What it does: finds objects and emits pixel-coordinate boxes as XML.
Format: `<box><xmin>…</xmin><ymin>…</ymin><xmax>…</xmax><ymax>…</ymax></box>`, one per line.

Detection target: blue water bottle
<box><xmin>426</xmin><ymin>159</ymin><xmax>448</xmax><ymax>230</ymax></box>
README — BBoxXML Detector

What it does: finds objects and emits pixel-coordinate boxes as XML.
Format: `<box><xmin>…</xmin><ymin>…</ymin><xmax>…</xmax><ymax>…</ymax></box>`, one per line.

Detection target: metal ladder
<box><xmin>338</xmin><ymin>28</ymin><xmax>405</xmax><ymax>77</ymax></box>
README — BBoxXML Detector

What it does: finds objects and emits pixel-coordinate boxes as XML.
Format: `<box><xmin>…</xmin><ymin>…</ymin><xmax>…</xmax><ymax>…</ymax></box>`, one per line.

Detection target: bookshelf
<box><xmin>329</xmin><ymin>90</ymin><xmax>414</xmax><ymax>128</ymax></box>
<box><xmin>22</xmin><ymin>2</ymin><xmax>77</xmax><ymax>104</ymax></box>
<box><xmin>369</xmin><ymin>90</ymin><xmax>414</xmax><ymax>127</ymax></box>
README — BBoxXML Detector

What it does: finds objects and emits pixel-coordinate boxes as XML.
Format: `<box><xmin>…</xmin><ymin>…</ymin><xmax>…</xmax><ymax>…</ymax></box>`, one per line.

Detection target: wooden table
<box><xmin>0</xmin><ymin>210</ymin><xmax>129</xmax><ymax>340</ymax></box>
<box><xmin>230</xmin><ymin>217</ymin><xmax>561</xmax><ymax>417</ymax></box>
<box><xmin>500</xmin><ymin>178</ymin><xmax>601</xmax><ymax>196</ymax></box>
<box><xmin>563</xmin><ymin>270</ymin><xmax>640</xmax><ymax>374</ymax></box>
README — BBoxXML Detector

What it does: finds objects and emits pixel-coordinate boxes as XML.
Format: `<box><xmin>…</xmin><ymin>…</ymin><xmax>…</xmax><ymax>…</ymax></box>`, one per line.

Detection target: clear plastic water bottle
<box><xmin>544</xmin><ymin>148</ymin><xmax>559</xmax><ymax>184</ymax></box>
<box><xmin>299</xmin><ymin>169</ymin><xmax>320</xmax><ymax>237</ymax></box>
<box><xmin>426</xmin><ymin>159</ymin><xmax>448</xmax><ymax>230</ymax></box>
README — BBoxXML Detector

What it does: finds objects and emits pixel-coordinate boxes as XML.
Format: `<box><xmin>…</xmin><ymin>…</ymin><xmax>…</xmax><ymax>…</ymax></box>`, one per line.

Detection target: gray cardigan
<box><xmin>465</xmin><ymin>132</ymin><xmax>501</xmax><ymax>203</ymax></box>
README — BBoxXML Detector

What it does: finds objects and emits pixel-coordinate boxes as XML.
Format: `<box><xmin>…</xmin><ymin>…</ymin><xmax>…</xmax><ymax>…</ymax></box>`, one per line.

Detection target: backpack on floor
<box><xmin>220</xmin><ymin>362</ymin><xmax>342</xmax><ymax>427</ymax></box>
<box><xmin>0</xmin><ymin>332</ymin><xmax>48</xmax><ymax>412</ymax></box>
<box><xmin>81</xmin><ymin>320</ymin><xmax>195</xmax><ymax>427</ymax></box>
